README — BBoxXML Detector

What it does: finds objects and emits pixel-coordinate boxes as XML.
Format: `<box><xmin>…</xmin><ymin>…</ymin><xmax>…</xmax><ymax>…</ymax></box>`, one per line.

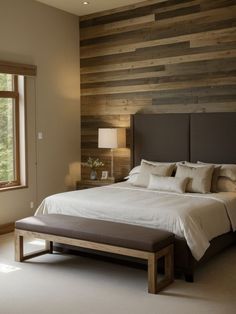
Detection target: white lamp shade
<box><xmin>98</xmin><ymin>128</ymin><xmax>126</xmax><ymax>149</ymax></box>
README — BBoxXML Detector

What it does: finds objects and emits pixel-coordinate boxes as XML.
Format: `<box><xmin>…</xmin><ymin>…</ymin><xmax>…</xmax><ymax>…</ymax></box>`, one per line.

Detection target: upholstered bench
<box><xmin>15</xmin><ymin>214</ymin><xmax>174</xmax><ymax>294</ymax></box>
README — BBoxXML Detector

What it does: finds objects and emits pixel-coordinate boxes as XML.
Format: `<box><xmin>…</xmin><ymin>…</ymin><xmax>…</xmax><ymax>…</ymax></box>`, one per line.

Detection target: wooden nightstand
<box><xmin>76</xmin><ymin>179</ymin><xmax>117</xmax><ymax>190</ymax></box>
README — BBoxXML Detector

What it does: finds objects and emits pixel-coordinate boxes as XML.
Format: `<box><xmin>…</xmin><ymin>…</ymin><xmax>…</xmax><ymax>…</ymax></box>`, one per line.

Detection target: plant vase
<box><xmin>90</xmin><ymin>170</ymin><xmax>97</xmax><ymax>180</ymax></box>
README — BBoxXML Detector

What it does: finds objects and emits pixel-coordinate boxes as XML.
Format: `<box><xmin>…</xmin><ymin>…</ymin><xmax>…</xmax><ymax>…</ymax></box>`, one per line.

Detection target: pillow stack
<box><xmin>125</xmin><ymin>159</ymin><xmax>236</xmax><ymax>194</ymax></box>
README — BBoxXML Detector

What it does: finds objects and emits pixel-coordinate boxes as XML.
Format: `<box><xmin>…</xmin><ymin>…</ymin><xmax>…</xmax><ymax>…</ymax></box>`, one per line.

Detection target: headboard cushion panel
<box><xmin>190</xmin><ymin>113</ymin><xmax>236</xmax><ymax>164</ymax></box>
<box><xmin>132</xmin><ymin>114</ymin><xmax>190</xmax><ymax>166</ymax></box>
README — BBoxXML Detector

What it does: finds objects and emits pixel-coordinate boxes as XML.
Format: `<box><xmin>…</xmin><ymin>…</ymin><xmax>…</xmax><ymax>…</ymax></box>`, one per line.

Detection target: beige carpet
<box><xmin>0</xmin><ymin>233</ymin><xmax>235</xmax><ymax>314</ymax></box>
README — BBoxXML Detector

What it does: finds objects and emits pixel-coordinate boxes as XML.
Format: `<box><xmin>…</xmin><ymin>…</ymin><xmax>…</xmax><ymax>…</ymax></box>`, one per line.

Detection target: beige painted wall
<box><xmin>0</xmin><ymin>0</ymin><xmax>80</xmax><ymax>224</ymax></box>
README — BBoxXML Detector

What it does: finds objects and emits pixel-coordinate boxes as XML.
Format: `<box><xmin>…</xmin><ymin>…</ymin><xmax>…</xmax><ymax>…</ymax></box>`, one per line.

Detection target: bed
<box><xmin>130</xmin><ymin>112</ymin><xmax>236</xmax><ymax>280</ymax></box>
<box><xmin>36</xmin><ymin>113</ymin><xmax>236</xmax><ymax>281</ymax></box>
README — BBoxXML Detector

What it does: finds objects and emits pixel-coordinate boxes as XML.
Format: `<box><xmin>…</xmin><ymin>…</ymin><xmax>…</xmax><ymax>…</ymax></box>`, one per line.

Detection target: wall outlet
<box><xmin>30</xmin><ymin>202</ymin><xmax>34</xmax><ymax>209</ymax></box>
<box><xmin>38</xmin><ymin>132</ymin><xmax>43</xmax><ymax>140</ymax></box>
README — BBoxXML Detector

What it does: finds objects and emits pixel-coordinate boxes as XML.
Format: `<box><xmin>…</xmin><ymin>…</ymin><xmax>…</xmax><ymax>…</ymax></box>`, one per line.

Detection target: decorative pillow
<box><xmin>217</xmin><ymin>177</ymin><xmax>236</xmax><ymax>192</ymax></box>
<box><xmin>175</xmin><ymin>164</ymin><xmax>214</xmax><ymax>193</ymax></box>
<box><xmin>141</xmin><ymin>159</ymin><xmax>176</xmax><ymax>167</ymax></box>
<box><xmin>142</xmin><ymin>159</ymin><xmax>176</xmax><ymax>177</ymax></box>
<box><xmin>198</xmin><ymin>161</ymin><xmax>236</xmax><ymax>182</ymax></box>
<box><xmin>185</xmin><ymin>161</ymin><xmax>221</xmax><ymax>193</ymax></box>
<box><xmin>148</xmin><ymin>174</ymin><xmax>189</xmax><ymax>194</ymax></box>
<box><xmin>132</xmin><ymin>160</ymin><xmax>175</xmax><ymax>187</ymax></box>
<box><xmin>220</xmin><ymin>164</ymin><xmax>236</xmax><ymax>181</ymax></box>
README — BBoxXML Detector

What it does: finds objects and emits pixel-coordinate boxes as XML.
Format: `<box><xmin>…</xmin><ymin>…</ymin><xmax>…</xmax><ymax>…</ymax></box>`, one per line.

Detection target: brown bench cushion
<box><xmin>15</xmin><ymin>214</ymin><xmax>174</xmax><ymax>252</ymax></box>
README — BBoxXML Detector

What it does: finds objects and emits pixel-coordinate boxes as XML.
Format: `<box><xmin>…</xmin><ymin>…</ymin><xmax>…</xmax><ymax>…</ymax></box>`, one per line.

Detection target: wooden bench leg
<box><xmin>14</xmin><ymin>229</ymin><xmax>53</xmax><ymax>262</ymax></box>
<box><xmin>15</xmin><ymin>231</ymin><xmax>24</xmax><ymax>262</ymax></box>
<box><xmin>165</xmin><ymin>244</ymin><xmax>174</xmax><ymax>281</ymax></box>
<box><xmin>148</xmin><ymin>252</ymin><xmax>157</xmax><ymax>294</ymax></box>
<box><xmin>148</xmin><ymin>244</ymin><xmax>174</xmax><ymax>294</ymax></box>
<box><xmin>45</xmin><ymin>240</ymin><xmax>53</xmax><ymax>253</ymax></box>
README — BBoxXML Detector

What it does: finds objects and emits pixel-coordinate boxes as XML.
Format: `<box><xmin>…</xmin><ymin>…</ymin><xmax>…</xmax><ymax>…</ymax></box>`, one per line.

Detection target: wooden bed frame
<box><xmin>130</xmin><ymin>113</ymin><xmax>236</xmax><ymax>281</ymax></box>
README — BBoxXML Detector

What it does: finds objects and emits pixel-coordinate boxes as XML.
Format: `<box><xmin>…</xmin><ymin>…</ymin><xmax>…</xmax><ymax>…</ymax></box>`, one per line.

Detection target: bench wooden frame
<box><xmin>15</xmin><ymin>228</ymin><xmax>174</xmax><ymax>294</ymax></box>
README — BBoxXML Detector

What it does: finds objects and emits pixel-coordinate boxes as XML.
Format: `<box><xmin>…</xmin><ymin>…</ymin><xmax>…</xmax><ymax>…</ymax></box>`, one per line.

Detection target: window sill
<box><xmin>0</xmin><ymin>184</ymin><xmax>28</xmax><ymax>192</ymax></box>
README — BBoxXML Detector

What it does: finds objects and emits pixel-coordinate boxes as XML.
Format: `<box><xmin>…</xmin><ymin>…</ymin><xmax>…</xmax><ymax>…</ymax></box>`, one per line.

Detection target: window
<box><xmin>0</xmin><ymin>60</ymin><xmax>36</xmax><ymax>191</ymax></box>
<box><xmin>0</xmin><ymin>73</ymin><xmax>22</xmax><ymax>189</ymax></box>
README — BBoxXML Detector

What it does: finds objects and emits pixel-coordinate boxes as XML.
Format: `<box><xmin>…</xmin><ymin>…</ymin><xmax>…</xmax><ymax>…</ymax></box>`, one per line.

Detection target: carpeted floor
<box><xmin>0</xmin><ymin>233</ymin><xmax>235</xmax><ymax>314</ymax></box>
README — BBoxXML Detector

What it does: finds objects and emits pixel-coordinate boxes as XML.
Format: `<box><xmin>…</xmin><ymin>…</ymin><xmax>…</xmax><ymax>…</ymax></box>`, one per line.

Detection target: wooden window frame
<box><xmin>0</xmin><ymin>60</ymin><xmax>36</xmax><ymax>192</ymax></box>
<box><xmin>0</xmin><ymin>75</ymin><xmax>21</xmax><ymax>189</ymax></box>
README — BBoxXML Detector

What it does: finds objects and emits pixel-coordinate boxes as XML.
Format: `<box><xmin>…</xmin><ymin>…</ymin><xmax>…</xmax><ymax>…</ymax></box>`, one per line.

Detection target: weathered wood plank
<box><xmin>81</xmin><ymin>86</ymin><xmax>236</xmax><ymax>104</ymax></box>
<box><xmin>81</xmin><ymin>58</ymin><xmax>236</xmax><ymax>84</ymax></box>
<box><xmin>81</xmin><ymin>96</ymin><xmax>236</xmax><ymax>116</ymax></box>
<box><xmin>81</xmin><ymin>4</ymin><xmax>200</xmax><ymax>41</ymax></box>
<box><xmin>80</xmin><ymin>5</ymin><xmax>236</xmax><ymax>46</ymax></box>
<box><xmin>81</xmin><ymin>26</ymin><xmax>236</xmax><ymax>59</ymax></box>
<box><xmin>80</xmin><ymin>0</ymin><xmax>235</xmax><ymax>27</ymax></box>
<box><xmin>81</xmin><ymin>49</ymin><xmax>236</xmax><ymax>74</ymax></box>
<box><xmin>80</xmin><ymin>14</ymin><xmax>156</xmax><ymax>40</ymax></box>
<box><xmin>80</xmin><ymin>0</ymin><xmax>168</xmax><ymax>22</ymax></box>
<box><xmin>82</xmin><ymin>76</ymin><xmax>236</xmax><ymax>96</ymax></box>
<box><xmin>81</xmin><ymin>68</ymin><xmax>236</xmax><ymax>89</ymax></box>
<box><xmin>81</xmin><ymin>42</ymin><xmax>192</xmax><ymax>68</ymax></box>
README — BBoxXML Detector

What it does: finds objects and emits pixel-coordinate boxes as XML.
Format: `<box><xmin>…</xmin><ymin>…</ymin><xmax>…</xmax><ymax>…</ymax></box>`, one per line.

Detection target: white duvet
<box><xmin>35</xmin><ymin>182</ymin><xmax>236</xmax><ymax>261</ymax></box>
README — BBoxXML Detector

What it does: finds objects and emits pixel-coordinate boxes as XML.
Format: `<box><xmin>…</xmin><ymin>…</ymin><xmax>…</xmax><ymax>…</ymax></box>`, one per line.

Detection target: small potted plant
<box><xmin>82</xmin><ymin>157</ymin><xmax>104</xmax><ymax>180</ymax></box>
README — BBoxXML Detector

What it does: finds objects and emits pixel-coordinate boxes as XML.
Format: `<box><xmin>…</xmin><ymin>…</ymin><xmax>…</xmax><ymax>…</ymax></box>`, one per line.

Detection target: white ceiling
<box><xmin>36</xmin><ymin>0</ymin><xmax>143</xmax><ymax>16</ymax></box>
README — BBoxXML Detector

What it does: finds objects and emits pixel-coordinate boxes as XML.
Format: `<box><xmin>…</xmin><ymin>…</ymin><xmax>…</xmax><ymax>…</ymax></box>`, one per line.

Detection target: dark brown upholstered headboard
<box><xmin>131</xmin><ymin>113</ymin><xmax>236</xmax><ymax>167</ymax></box>
<box><xmin>190</xmin><ymin>113</ymin><xmax>236</xmax><ymax>164</ymax></box>
<box><xmin>131</xmin><ymin>114</ymin><xmax>190</xmax><ymax>166</ymax></box>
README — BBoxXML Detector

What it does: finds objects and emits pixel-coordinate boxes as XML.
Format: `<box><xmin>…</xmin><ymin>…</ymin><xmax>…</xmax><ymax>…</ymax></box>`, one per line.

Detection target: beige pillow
<box><xmin>148</xmin><ymin>175</ymin><xmax>188</xmax><ymax>194</ymax></box>
<box><xmin>219</xmin><ymin>164</ymin><xmax>236</xmax><ymax>181</ymax></box>
<box><xmin>141</xmin><ymin>159</ymin><xmax>176</xmax><ymax>167</ymax></box>
<box><xmin>142</xmin><ymin>159</ymin><xmax>177</xmax><ymax>176</ymax></box>
<box><xmin>198</xmin><ymin>161</ymin><xmax>236</xmax><ymax>182</ymax></box>
<box><xmin>133</xmin><ymin>161</ymin><xmax>175</xmax><ymax>187</ymax></box>
<box><xmin>217</xmin><ymin>177</ymin><xmax>236</xmax><ymax>192</ymax></box>
<box><xmin>186</xmin><ymin>162</ymin><xmax>221</xmax><ymax>193</ymax></box>
<box><xmin>175</xmin><ymin>164</ymin><xmax>214</xmax><ymax>193</ymax></box>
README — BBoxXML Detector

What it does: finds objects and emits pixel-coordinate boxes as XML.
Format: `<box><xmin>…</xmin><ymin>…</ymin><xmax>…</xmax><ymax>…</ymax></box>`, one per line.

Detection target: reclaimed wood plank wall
<box><xmin>80</xmin><ymin>0</ymin><xmax>236</xmax><ymax>179</ymax></box>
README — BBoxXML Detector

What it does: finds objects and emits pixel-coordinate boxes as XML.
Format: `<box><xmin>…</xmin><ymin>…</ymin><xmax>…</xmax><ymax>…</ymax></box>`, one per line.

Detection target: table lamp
<box><xmin>98</xmin><ymin>128</ymin><xmax>126</xmax><ymax>179</ymax></box>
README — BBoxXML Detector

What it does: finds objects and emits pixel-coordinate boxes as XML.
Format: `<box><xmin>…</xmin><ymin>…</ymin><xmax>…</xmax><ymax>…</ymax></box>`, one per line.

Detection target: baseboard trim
<box><xmin>0</xmin><ymin>222</ymin><xmax>15</xmax><ymax>235</ymax></box>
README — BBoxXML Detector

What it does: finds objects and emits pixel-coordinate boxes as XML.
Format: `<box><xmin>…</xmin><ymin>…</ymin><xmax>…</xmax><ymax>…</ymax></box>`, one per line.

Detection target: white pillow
<box><xmin>148</xmin><ymin>175</ymin><xmax>188</xmax><ymax>193</ymax></box>
<box><xmin>129</xmin><ymin>165</ymin><xmax>141</xmax><ymax>175</ymax></box>
<box><xmin>175</xmin><ymin>164</ymin><xmax>214</xmax><ymax>193</ymax></box>
<box><xmin>132</xmin><ymin>160</ymin><xmax>175</xmax><ymax>187</ymax></box>
<box><xmin>197</xmin><ymin>161</ymin><xmax>236</xmax><ymax>182</ymax></box>
<box><xmin>125</xmin><ymin>173</ymin><xmax>139</xmax><ymax>183</ymax></box>
<box><xmin>124</xmin><ymin>165</ymin><xmax>141</xmax><ymax>182</ymax></box>
<box><xmin>217</xmin><ymin>177</ymin><xmax>236</xmax><ymax>192</ymax></box>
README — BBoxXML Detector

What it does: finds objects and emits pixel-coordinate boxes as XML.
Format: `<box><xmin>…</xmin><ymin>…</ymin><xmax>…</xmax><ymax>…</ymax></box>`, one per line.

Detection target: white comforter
<box><xmin>35</xmin><ymin>182</ymin><xmax>236</xmax><ymax>261</ymax></box>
